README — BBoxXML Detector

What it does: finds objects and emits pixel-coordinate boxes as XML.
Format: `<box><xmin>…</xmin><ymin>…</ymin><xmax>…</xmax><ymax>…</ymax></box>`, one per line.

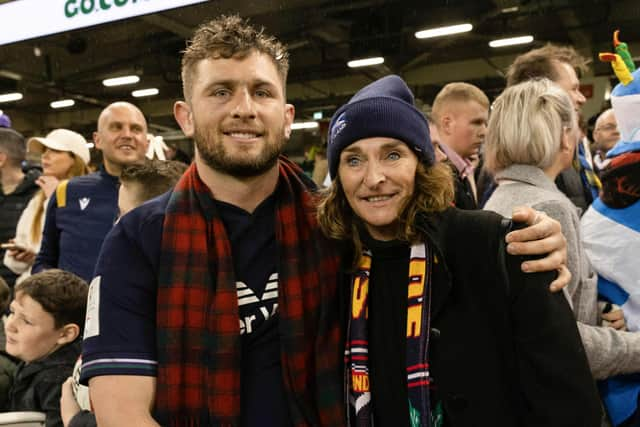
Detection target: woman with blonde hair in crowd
<box><xmin>317</xmin><ymin>74</ymin><xmax>600</xmax><ymax>426</ymax></box>
<box><xmin>3</xmin><ymin>129</ymin><xmax>89</xmax><ymax>283</ymax></box>
<box><xmin>483</xmin><ymin>79</ymin><xmax>640</xmax><ymax>423</ymax></box>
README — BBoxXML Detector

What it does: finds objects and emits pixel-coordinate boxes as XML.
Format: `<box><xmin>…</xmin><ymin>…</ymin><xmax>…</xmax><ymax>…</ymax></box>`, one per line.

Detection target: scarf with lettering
<box><xmin>156</xmin><ymin>157</ymin><xmax>344</xmax><ymax>426</ymax></box>
<box><xmin>345</xmin><ymin>243</ymin><xmax>433</xmax><ymax>427</ymax></box>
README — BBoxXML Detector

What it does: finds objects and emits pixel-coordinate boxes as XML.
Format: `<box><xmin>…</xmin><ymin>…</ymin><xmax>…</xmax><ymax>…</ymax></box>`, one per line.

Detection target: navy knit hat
<box><xmin>327</xmin><ymin>74</ymin><xmax>434</xmax><ymax>179</ymax></box>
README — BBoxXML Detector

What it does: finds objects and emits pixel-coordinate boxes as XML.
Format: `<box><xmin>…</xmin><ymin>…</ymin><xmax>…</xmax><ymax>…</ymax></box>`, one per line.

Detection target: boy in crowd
<box><xmin>5</xmin><ymin>269</ymin><xmax>88</xmax><ymax>427</ymax></box>
<box><xmin>118</xmin><ymin>159</ymin><xmax>187</xmax><ymax>216</ymax></box>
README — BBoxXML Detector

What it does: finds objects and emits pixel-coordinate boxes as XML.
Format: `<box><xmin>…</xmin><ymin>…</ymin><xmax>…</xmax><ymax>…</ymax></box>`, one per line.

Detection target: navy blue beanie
<box><xmin>327</xmin><ymin>74</ymin><xmax>434</xmax><ymax>179</ymax></box>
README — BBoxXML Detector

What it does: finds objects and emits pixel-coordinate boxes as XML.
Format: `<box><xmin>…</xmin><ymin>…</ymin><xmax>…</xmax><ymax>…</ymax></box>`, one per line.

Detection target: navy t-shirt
<box><xmin>81</xmin><ymin>190</ymin><xmax>290</xmax><ymax>426</ymax></box>
<box><xmin>212</xmin><ymin>195</ymin><xmax>290</xmax><ymax>427</ymax></box>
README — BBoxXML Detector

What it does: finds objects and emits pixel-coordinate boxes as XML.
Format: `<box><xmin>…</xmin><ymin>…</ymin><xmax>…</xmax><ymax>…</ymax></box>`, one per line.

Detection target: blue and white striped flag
<box><xmin>581</xmin><ymin>197</ymin><xmax>640</xmax><ymax>426</ymax></box>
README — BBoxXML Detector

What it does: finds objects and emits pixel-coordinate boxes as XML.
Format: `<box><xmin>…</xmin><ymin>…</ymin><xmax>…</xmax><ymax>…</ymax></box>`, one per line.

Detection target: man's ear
<box><xmin>174</xmin><ymin>101</ymin><xmax>194</xmax><ymax>138</ymax></box>
<box><xmin>56</xmin><ymin>323</ymin><xmax>80</xmax><ymax>345</ymax></box>
<box><xmin>283</xmin><ymin>103</ymin><xmax>295</xmax><ymax>140</ymax></box>
<box><xmin>441</xmin><ymin>114</ymin><xmax>454</xmax><ymax>136</ymax></box>
<box><xmin>92</xmin><ymin>131</ymin><xmax>101</xmax><ymax>151</ymax></box>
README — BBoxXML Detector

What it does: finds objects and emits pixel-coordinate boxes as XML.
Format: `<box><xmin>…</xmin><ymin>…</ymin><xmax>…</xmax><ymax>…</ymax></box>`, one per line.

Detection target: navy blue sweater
<box><xmin>33</xmin><ymin>168</ymin><xmax>119</xmax><ymax>282</ymax></box>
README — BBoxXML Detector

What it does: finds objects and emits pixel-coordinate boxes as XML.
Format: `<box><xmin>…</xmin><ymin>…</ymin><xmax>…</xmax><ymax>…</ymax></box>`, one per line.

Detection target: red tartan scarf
<box><xmin>155</xmin><ymin>157</ymin><xmax>345</xmax><ymax>427</ymax></box>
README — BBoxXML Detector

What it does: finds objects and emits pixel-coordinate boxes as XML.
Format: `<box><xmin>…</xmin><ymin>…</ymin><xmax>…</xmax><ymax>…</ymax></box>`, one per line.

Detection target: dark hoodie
<box><xmin>0</xmin><ymin>167</ymin><xmax>40</xmax><ymax>286</ymax></box>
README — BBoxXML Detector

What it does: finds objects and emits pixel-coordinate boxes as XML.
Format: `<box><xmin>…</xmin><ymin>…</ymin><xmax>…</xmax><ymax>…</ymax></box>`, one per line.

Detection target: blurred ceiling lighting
<box><xmin>0</xmin><ymin>70</ymin><xmax>22</xmax><ymax>81</ymax></box>
<box><xmin>347</xmin><ymin>57</ymin><xmax>385</xmax><ymax>68</ymax></box>
<box><xmin>415</xmin><ymin>23</ymin><xmax>473</xmax><ymax>39</ymax></box>
<box><xmin>489</xmin><ymin>35</ymin><xmax>534</xmax><ymax>48</ymax></box>
<box><xmin>102</xmin><ymin>75</ymin><xmax>140</xmax><ymax>87</ymax></box>
<box><xmin>132</xmin><ymin>88</ymin><xmax>159</xmax><ymax>98</ymax></box>
<box><xmin>291</xmin><ymin>121</ymin><xmax>319</xmax><ymax>130</ymax></box>
<box><xmin>501</xmin><ymin>6</ymin><xmax>519</xmax><ymax>13</ymax></box>
<box><xmin>0</xmin><ymin>92</ymin><xmax>23</xmax><ymax>103</ymax></box>
<box><xmin>50</xmin><ymin>99</ymin><xmax>75</xmax><ymax>109</ymax></box>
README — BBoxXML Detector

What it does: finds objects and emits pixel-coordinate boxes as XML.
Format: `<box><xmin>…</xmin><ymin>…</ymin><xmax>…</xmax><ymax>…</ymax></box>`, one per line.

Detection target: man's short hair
<box><xmin>181</xmin><ymin>15</ymin><xmax>289</xmax><ymax>101</ymax></box>
<box><xmin>0</xmin><ymin>128</ymin><xmax>26</xmax><ymax>167</ymax></box>
<box><xmin>506</xmin><ymin>43</ymin><xmax>589</xmax><ymax>87</ymax></box>
<box><xmin>431</xmin><ymin>82</ymin><xmax>490</xmax><ymax>123</ymax></box>
<box><xmin>15</xmin><ymin>269</ymin><xmax>88</xmax><ymax>331</ymax></box>
<box><xmin>485</xmin><ymin>78</ymin><xmax>576</xmax><ymax>173</ymax></box>
<box><xmin>120</xmin><ymin>159</ymin><xmax>188</xmax><ymax>205</ymax></box>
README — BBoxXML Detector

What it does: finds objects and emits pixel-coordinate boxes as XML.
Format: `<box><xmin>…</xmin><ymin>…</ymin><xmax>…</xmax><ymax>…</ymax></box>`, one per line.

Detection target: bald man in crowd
<box><xmin>592</xmin><ymin>108</ymin><xmax>620</xmax><ymax>171</ymax></box>
<box><xmin>33</xmin><ymin>102</ymin><xmax>149</xmax><ymax>281</ymax></box>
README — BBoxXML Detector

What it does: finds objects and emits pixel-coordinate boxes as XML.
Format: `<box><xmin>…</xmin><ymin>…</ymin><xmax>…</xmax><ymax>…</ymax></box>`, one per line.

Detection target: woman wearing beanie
<box><xmin>4</xmin><ymin>129</ymin><xmax>89</xmax><ymax>284</ymax></box>
<box><xmin>317</xmin><ymin>75</ymin><xmax>601</xmax><ymax>426</ymax></box>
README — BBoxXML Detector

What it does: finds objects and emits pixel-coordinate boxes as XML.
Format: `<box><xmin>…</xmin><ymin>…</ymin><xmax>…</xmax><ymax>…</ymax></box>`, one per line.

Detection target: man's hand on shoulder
<box><xmin>506</xmin><ymin>206</ymin><xmax>570</xmax><ymax>293</ymax></box>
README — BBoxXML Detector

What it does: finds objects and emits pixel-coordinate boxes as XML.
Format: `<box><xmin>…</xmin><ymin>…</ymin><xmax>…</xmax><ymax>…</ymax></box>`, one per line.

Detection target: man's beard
<box><xmin>193</xmin><ymin>123</ymin><xmax>286</xmax><ymax>178</ymax></box>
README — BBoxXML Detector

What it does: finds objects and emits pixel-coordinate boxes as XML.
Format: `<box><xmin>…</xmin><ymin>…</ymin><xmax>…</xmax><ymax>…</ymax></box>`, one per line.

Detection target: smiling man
<box><xmin>81</xmin><ymin>16</ymin><xmax>344</xmax><ymax>427</ymax></box>
<box><xmin>32</xmin><ymin>101</ymin><xmax>148</xmax><ymax>282</ymax></box>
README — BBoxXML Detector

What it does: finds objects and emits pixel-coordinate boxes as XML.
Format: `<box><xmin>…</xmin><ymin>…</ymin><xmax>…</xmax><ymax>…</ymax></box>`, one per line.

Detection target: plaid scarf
<box><xmin>156</xmin><ymin>157</ymin><xmax>344</xmax><ymax>426</ymax></box>
<box><xmin>600</xmin><ymin>151</ymin><xmax>640</xmax><ymax>208</ymax></box>
<box><xmin>346</xmin><ymin>243</ymin><xmax>433</xmax><ymax>427</ymax></box>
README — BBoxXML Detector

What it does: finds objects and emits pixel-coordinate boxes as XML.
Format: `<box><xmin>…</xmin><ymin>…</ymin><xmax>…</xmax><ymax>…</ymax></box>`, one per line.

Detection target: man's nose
<box><xmin>231</xmin><ymin>88</ymin><xmax>257</xmax><ymax>119</ymax></box>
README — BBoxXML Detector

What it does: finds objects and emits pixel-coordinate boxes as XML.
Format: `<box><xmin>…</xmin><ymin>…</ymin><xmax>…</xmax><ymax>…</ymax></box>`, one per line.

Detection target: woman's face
<box><xmin>41</xmin><ymin>148</ymin><xmax>75</xmax><ymax>179</ymax></box>
<box><xmin>338</xmin><ymin>137</ymin><xmax>418</xmax><ymax>241</ymax></box>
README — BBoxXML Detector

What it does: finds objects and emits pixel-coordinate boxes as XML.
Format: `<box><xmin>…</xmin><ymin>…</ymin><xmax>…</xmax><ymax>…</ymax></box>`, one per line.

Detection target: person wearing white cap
<box><xmin>32</xmin><ymin>102</ymin><xmax>148</xmax><ymax>282</ymax></box>
<box><xmin>3</xmin><ymin>129</ymin><xmax>89</xmax><ymax>284</ymax></box>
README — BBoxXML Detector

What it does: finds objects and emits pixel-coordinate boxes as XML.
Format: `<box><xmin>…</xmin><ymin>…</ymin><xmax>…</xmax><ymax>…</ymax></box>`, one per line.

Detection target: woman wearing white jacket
<box><xmin>3</xmin><ymin>129</ymin><xmax>89</xmax><ymax>283</ymax></box>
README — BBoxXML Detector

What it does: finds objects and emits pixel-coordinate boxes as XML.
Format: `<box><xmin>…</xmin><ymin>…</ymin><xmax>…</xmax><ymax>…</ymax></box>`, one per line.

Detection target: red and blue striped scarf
<box><xmin>346</xmin><ymin>243</ymin><xmax>433</xmax><ymax>427</ymax></box>
<box><xmin>156</xmin><ymin>157</ymin><xmax>345</xmax><ymax>426</ymax></box>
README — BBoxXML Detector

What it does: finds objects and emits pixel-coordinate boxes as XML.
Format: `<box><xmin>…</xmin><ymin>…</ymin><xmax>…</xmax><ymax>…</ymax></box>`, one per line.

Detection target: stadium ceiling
<box><xmin>0</xmin><ymin>0</ymin><xmax>637</xmax><ymax>136</ymax></box>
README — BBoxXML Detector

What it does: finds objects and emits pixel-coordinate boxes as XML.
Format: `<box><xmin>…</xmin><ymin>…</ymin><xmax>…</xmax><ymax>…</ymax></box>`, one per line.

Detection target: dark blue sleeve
<box><xmin>32</xmin><ymin>192</ymin><xmax>60</xmax><ymax>274</ymax></box>
<box><xmin>80</xmin><ymin>209</ymin><xmax>162</xmax><ymax>384</ymax></box>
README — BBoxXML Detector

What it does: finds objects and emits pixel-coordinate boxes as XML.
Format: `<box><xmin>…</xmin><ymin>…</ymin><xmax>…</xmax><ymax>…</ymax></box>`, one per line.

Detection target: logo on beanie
<box><xmin>330</xmin><ymin>112</ymin><xmax>347</xmax><ymax>144</ymax></box>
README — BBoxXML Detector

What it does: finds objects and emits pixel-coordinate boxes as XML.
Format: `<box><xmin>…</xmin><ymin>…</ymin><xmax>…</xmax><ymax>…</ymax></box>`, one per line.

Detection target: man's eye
<box><xmin>387</xmin><ymin>152</ymin><xmax>400</xmax><ymax>161</ymax></box>
<box><xmin>214</xmin><ymin>89</ymin><xmax>231</xmax><ymax>97</ymax></box>
<box><xmin>255</xmin><ymin>89</ymin><xmax>271</xmax><ymax>98</ymax></box>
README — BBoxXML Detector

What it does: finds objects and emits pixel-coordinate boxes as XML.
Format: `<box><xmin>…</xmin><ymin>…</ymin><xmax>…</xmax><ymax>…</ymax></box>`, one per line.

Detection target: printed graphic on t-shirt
<box><xmin>84</xmin><ymin>276</ymin><xmax>100</xmax><ymax>339</ymax></box>
<box><xmin>237</xmin><ymin>272</ymin><xmax>278</xmax><ymax>335</ymax></box>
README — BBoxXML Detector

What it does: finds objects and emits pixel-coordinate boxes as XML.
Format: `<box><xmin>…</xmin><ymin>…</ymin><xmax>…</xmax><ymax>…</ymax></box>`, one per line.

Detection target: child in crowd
<box><xmin>118</xmin><ymin>158</ymin><xmax>188</xmax><ymax>216</ymax></box>
<box><xmin>5</xmin><ymin>269</ymin><xmax>88</xmax><ymax>427</ymax></box>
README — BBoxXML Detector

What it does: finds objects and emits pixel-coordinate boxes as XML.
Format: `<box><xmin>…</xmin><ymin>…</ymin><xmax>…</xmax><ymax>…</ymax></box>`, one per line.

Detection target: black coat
<box><xmin>340</xmin><ymin>208</ymin><xmax>602</xmax><ymax>427</ymax></box>
<box><xmin>447</xmin><ymin>162</ymin><xmax>477</xmax><ymax>210</ymax></box>
<box><xmin>0</xmin><ymin>168</ymin><xmax>39</xmax><ymax>286</ymax></box>
<box><xmin>9</xmin><ymin>340</ymin><xmax>81</xmax><ymax>427</ymax></box>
